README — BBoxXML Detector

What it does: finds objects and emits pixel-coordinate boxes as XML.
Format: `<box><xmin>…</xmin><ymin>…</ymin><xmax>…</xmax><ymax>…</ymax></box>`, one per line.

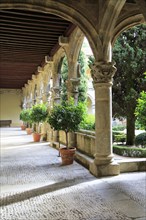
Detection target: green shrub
<box><xmin>30</xmin><ymin>103</ymin><xmax>48</xmax><ymax>132</ymax></box>
<box><xmin>113</xmin><ymin>145</ymin><xmax>146</xmax><ymax>157</ymax></box>
<box><xmin>30</xmin><ymin>103</ymin><xmax>48</xmax><ymax>124</ymax></box>
<box><xmin>113</xmin><ymin>131</ymin><xmax>126</xmax><ymax>143</ymax></box>
<box><xmin>80</xmin><ymin>114</ymin><xmax>95</xmax><ymax>130</ymax></box>
<box><xmin>20</xmin><ymin>109</ymin><xmax>32</xmax><ymax>126</ymax></box>
<box><xmin>135</xmin><ymin>132</ymin><xmax>146</xmax><ymax>148</ymax></box>
<box><xmin>112</xmin><ymin>125</ymin><xmax>126</xmax><ymax>131</ymax></box>
<box><xmin>135</xmin><ymin>91</ymin><xmax>146</xmax><ymax>130</ymax></box>
<box><xmin>114</xmin><ymin>134</ymin><xmax>126</xmax><ymax>143</ymax></box>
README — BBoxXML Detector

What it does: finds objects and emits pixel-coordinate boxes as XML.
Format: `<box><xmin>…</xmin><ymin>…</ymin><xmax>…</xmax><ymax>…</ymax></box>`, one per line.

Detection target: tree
<box><xmin>135</xmin><ymin>91</ymin><xmax>146</xmax><ymax>130</ymax></box>
<box><xmin>20</xmin><ymin>108</ymin><xmax>32</xmax><ymax>127</ymax></box>
<box><xmin>112</xmin><ymin>24</ymin><xmax>146</xmax><ymax>145</ymax></box>
<box><xmin>47</xmin><ymin>98</ymin><xmax>85</xmax><ymax>148</ymax></box>
<box><xmin>30</xmin><ymin>103</ymin><xmax>48</xmax><ymax>133</ymax></box>
<box><xmin>60</xmin><ymin>51</ymin><xmax>87</xmax><ymax>102</ymax></box>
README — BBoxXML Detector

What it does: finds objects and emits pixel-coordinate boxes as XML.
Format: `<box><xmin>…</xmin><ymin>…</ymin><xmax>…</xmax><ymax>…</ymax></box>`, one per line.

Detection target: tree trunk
<box><xmin>126</xmin><ymin>111</ymin><xmax>135</xmax><ymax>146</ymax></box>
<box><xmin>65</xmin><ymin>131</ymin><xmax>68</xmax><ymax>149</ymax></box>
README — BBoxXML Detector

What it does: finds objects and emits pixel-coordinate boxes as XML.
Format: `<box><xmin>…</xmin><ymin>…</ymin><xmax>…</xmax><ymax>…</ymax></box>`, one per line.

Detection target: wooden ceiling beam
<box><xmin>0</xmin><ymin>9</ymin><xmax>74</xmax><ymax>89</ymax></box>
<box><xmin>0</xmin><ymin>39</ymin><xmax>55</xmax><ymax>46</ymax></box>
<box><xmin>0</xmin><ymin>13</ymin><xmax>70</xmax><ymax>25</ymax></box>
<box><xmin>0</xmin><ymin>18</ymin><xmax>69</xmax><ymax>29</ymax></box>
<box><xmin>0</xmin><ymin>35</ymin><xmax>57</xmax><ymax>43</ymax></box>
<box><xmin>0</xmin><ymin>27</ymin><xmax>60</xmax><ymax>37</ymax></box>
<box><xmin>0</xmin><ymin>42</ymin><xmax>51</xmax><ymax>49</ymax></box>
<box><xmin>0</xmin><ymin>9</ymin><xmax>67</xmax><ymax>21</ymax></box>
<box><xmin>0</xmin><ymin>23</ymin><xmax>64</xmax><ymax>33</ymax></box>
<box><xmin>1</xmin><ymin>50</ymin><xmax>46</xmax><ymax>55</ymax></box>
<box><xmin>1</xmin><ymin>47</ymin><xmax>47</xmax><ymax>51</ymax></box>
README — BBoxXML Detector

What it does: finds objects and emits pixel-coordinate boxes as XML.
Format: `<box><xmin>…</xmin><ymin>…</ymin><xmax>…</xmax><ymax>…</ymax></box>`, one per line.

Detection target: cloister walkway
<box><xmin>0</xmin><ymin>128</ymin><xmax>146</xmax><ymax>220</ymax></box>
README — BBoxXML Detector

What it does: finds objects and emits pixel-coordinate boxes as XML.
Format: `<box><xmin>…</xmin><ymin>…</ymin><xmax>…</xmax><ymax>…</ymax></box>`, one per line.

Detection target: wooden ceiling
<box><xmin>0</xmin><ymin>9</ymin><xmax>75</xmax><ymax>89</ymax></box>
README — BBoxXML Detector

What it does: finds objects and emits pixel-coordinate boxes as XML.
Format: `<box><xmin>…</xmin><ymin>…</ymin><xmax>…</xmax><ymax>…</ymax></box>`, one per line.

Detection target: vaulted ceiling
<box><xmin>0</xmin><ymin>0</ymin><xmax>144</xmax><ymax>90</ymax></box>
<box><xmin>0</xmin><ymin>9</ymin><xmax>75</xmax><ymax>89</ymax></box>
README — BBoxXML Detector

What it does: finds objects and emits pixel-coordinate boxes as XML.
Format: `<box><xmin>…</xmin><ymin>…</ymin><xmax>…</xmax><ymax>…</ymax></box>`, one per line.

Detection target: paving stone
<box><xmin>110</xmin><ymin>199</ymin><xmax>146</xmax><ymax>218</ymax></box>
<box><xmin>0</xmin><ymin>128</ymin><xmax>146</xmax><ymax>220</ymax></box>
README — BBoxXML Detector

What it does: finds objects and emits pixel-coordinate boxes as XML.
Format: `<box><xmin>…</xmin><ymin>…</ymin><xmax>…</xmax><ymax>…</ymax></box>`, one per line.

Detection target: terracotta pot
<box><xmin>26</xmin><ymin>128</ymin><xmax>33</xmax><ymax>135</ymax></box>
<box><xmin>33</xmin><ymin>133</ymin><xmax>41</xmax><ymax>142</ymax></box>
<box><xmin>21</xmin><ymin>125</ymin><xmax>26</xmax><ymax>130</ymax></box>
<box><xmin>59</xmin><ymin>147</ymin><xmax>76</xmax><ymax>165</ymax></box>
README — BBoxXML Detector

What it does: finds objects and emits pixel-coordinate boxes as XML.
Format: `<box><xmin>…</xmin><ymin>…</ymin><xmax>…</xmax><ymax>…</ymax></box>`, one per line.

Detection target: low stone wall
<box><xmin>58</xmin><ymin>129</ymin><xmax>95</xmax><ymax>158</ymax></box>
<box><xmin>76</xmin><ymin>130</ymin><xmax>95</xmax><ymax>158</ymax></box>
<box><xmin>59</xmin><ymin>130</ymin><xmax>66</xmax><ymax>145</ymax></box>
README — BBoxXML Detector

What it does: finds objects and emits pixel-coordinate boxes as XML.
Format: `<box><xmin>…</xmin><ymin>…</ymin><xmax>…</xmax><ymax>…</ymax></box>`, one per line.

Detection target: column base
<box><xmin>94</xmin><ymin>154</ymin><xmax>114</xmax><ymax>165</ymax></box>
<box><xmin>89</xmin><ymin>161</ymin><xmax>120</xmax><ymax>177</ymax></box>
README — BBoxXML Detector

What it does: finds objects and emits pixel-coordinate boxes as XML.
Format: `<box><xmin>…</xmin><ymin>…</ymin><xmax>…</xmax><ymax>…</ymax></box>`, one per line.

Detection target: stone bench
<box><xmin>0</xmin><ymin>120</ymin><xmax>12</xmax><ymax>127</ymax></box>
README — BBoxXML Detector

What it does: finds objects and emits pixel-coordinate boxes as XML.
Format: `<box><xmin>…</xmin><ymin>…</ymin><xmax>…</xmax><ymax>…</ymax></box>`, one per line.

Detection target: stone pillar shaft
<box><xmin>94</xmin><ymin>82</ymin><xmax>113</xmax><ymax>164</ymax></box>
<box><xmin>89</xmin><ymin>61</ymin><xmax>120</xmax><ymax>176</ymax></box>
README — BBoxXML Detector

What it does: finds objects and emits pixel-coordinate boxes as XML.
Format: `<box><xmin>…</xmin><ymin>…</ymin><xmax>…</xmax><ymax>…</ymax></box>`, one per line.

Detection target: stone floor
<box><xmin>0</xmin><ymin>127</ymin><xmax>146</xmax><ymax>220</ymax></box>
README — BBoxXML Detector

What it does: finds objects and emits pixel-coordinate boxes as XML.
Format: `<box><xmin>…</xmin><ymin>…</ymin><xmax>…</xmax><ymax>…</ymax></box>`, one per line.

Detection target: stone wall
<box><xmin>0</xmin><ymin>89</ymin><xmax>22</xmax><ymax>126</ymax></box>
<box><xmin>59</xmin><ymin>129</ymin><xmax>96</xmax><ymax>158</ymax></box>
<box><xmin>76</xmin><ymin>130</ymin><xmax>96</xmax><ymax>158</ymax></box>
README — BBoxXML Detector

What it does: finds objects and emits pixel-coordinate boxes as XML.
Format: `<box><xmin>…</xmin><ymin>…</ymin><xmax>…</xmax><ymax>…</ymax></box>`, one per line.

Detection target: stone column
<box><xmin>51</xmin><ymin>86</ymin><xmax>61</xmax><ymax>144</ymax></box>
<box><xmin>52</xmin><ymin>60</ymin><xmax>61</xmax><ymax>143</ymax></box>
<box><xmin>31</xmin><ymin>75</ymin><xmax>37</xmax><ymax>105</ymax></box>
<box><xmin>27</xmin><ymin>80</ymin><xmax>33</xmax><ymax>108</ymax></box>
<box><xmin>52</xmin><ymin>86</ymin><xmax>60</xmax><ymax>104</ymax></box>
<box><xmin>24</xmin><ymin>84</ymin><xmax>29</xmax><ymax>109</ymax></box>
<box><xmin>22</xmin><ymin>87</ymin><xmax>27</xmax><ymax>109</ymax></box>
<box><xmin>89</xmin><ymin>61</ymin><xmax>120</xmax><ymax>177</ymax></box>
<box><xmin>66</xmin><ymin>64</ymin><xmax>80</xmax><ymax>147</ymax></box>
<box><xmin>66</xmin><ymin>78</ymin><xmax>80</xmax><ymax>105</ymax></box>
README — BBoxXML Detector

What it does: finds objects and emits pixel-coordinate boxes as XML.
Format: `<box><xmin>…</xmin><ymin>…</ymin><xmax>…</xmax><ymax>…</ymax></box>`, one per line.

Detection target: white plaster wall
<box><xmin>0</xmin><ymin>89</ymin><xmax>22</xmax><ymax>126</ymax></box>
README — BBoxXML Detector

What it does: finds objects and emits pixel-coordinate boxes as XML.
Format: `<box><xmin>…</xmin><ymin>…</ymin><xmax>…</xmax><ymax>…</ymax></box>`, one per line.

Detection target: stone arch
<box><xmin>98</xmin><ymin>0</ymin><xmax>126</xmax><ymax>61</ymax></box>
<box><xmin>60</xmin><ymin>27</ymin><xmax>84</xmax><ymax>79</ymax></box>
<box><xmin>53</xmin><ymin>47</ymin><xmax>65</xmax><ymax>74</ymax></box>
<box><xmin>87</xmin><ymin>93</ymin><xmax>95</xmax><ymax>114</ymax></box>
<box><xmin>53</xmin><ymin>47</ymin><xmax>65</xmax><ymax>88</ymax></box>
<box><xmin>112</xmin><ymin>14</ymin><xmax>145</xmax><ymax>45</ymax></box>
<box><xmin>0</xmin><ymin>1</ymin><xmax>101</xmax><ymax>60</ymax></box>
<box><xmin>66</xmin><ymin>27</ymin><xmax>84</xmax><ymax>63</ymax></box>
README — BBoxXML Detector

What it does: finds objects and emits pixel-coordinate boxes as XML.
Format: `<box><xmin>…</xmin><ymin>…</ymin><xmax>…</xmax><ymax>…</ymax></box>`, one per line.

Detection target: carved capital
<box><xmin>59</xmin><ymin>36</ymin><xmax>69</xmax><ymax>46</ymax></box>
<box><xmin>91</xmin><ymin>61</ymin><xmax>117</xmax><ymax>84</ymax></box>
<box><xmin>37</xmin><ymin>66</ymin><xmax>43</xmax><ymax>73</ymax></box>
<box><xmin>52</xmin><ymin>86</ymin><xmax>60</xmax><ymax>99</ymax></box>
<box><xmin>45</xmin><ymin>56</ymin><xmax>53</xmax><ymax>63</ymax></box>
<box><xmin>66</xmin><ymin>78</ymin><xmax>80</xmax><ymax>93</ymax></box>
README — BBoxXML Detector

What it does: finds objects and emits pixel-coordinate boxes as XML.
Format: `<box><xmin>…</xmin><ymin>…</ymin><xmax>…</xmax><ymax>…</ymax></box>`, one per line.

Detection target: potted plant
<box><xmin>30</xmin><ymin>103</ymin><xmax>48</xmax><ymax>142</ymax></box>
<box><xmin>25</xmin><ymin>109</ymin><xmax>33</xmax><ymax>135</ymax></box>
<box><xmin>20</xmin><ymin>109</ymin><xmax>31</xmax><ymax>131</ymax></box>
<box><xmin>47</xmin><ymin>98</ymin><xmax>85</xmax><ymax>165</ymax></box>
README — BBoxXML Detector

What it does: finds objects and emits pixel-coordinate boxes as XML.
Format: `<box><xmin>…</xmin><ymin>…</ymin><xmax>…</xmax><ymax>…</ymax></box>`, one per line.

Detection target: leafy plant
<box><xmin>47</xmin><ymin>98</ymin><xmax>85</xmax><ymax>148</ymax></box>
<box><xmin>135</xmin><ymin>91</ymin><xmax>146</xmax><ymax>130</ymax></box>
<box><xmin>80</xmin><ymin>114</ymin><xmax>95</xmax><ymax>130</ymax></box>
<box><xmin>30</xmin><ymin>103</ymin><xmax>48</xmax><ymax>132</ymax></box>
<box><xmin>112</xmin><ymin>125</ymin><xmax>126</xmax><ymax>131</ymax></box>
<box><xmin>114</xmin><ymin>134</ymin><xmax>126</xmax><ymax>144</ymax></box>
<box><xmin>20</xmin><ymin>109</ymin><xmax>32</xmax><ymax>126</ymax></box>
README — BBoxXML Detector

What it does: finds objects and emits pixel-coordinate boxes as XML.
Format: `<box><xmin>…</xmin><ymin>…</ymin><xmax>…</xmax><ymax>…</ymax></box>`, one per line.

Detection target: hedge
<box><xmin>113</xmin><ymin>145</ymin><xmax>146</xmax><ymax>158</ymax></box>
<box><xmin>135</xmin><ymin>132</ymin><xmax>146</xmax><ymax>148</ymax></box>
<box><xmin>113</xmin><ymin>131</ymin><xmax>126</xmax><ymax>143</ymax></box>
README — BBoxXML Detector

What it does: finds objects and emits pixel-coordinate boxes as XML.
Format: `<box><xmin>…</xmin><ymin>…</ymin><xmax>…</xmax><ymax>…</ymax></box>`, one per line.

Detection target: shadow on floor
<box><xmin>0</xmin><ymin>177</ymin><xmax>94</xmax><ymax>207</ymax></box>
